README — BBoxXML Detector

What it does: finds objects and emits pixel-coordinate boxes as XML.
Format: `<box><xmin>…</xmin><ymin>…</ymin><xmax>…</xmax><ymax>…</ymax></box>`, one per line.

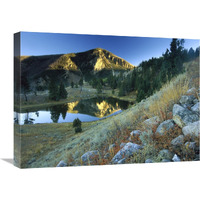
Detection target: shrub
<box><xmin>75</xmin><ymin>126</ymin><xmax>82</xmax><ymax>133</ymax></box>
<box><xmin>73</xmin><ymin>118</ymin><xmax>82</xmax><ymax>128</ymax></box>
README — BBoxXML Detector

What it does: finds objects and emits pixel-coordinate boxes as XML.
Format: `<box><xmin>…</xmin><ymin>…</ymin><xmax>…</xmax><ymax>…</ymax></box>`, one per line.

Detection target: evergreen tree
<box><xmin>79</xmin><ymin>78</ymin><xmax>83</xmax><ymax>87</ymax></box>
<box><xmin>73</xmin><ymin>118</ymin><xmax>82</xmax><ymax>133</ymax></box>
<box><xmin>195</xmin><ymin>47</ymin><xmax>199</xmax><ymax>58</ymax></box>
<box><xmin>21</xmin><ymin>75</ymin><xmax>30</xmax><ymax>102</ymax></box>
<box><xmin>59</xmin><ymin>82</ymin><xmax>68</xmax><ymax>99</ymax></box>
<box><xmin>73</xmin><ymin>118</ymin><xmax>82</xmax><ymax>128</ymax></box>
<box><xmin>188</xmin><ymin>47</ymin><xmax>195</xmax><ymax>61</ymax></box>
<box><xmin>118</xmin><ymin>82</ymin><xmax>126</xmax><ymax>96</ymax></box>
<box><xmin>96</xmin><ymin>82</ymin><xmax>102</xmax><ymax>94</ymax></box>
<box><xmin>71</xmin><ymin>81</ymin><xmax>74</xmax><ymax>88</ymax></box>
<box><xmin>49</xmin><ymin>79</ymin><xmax>59</xmax><ymax>101</ymax></box>
<box><xmin>169</xmin><ymin>38</ymin><xmax>184</xmax><ymax>75</ymax></box>
<box><xmin>136</xmin><ymin>90</ymin><xmax>145</xmax><ymax>102</ymax></box>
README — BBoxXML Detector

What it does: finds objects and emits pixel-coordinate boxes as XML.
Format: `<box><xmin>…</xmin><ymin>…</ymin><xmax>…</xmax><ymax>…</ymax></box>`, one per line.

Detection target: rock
<box><xmin>120</xmin><ymin>143</ymin><xmax>126</xmax><ymax>149</ymax></box>
<box><xmin>156</xmin><ymin>119</ymin><xmax>175</xmax><ymax>135</ymax></box>
<box><xmin>185</xmin><ymin>142</ymin><xmax>196</xmax><ymax>150</ymax></box>
<box><xmin>28</xmin><ymin>158</ymin><xmax>36</xmax><ymax>165</ymax></box>
<box><xmin>130</xmin><ymin>130</ymin><xmax>142</xmax><ymax>136</ymax></box>
<box><xmin>111</xmin><ymin>142</ymin><xmax>142</xmax><ymax>164</ymax></box>
<box><xmin>162</xmin><ymin>159</ymin><xmax>171</xmax><ymax>162</ymax></box>
<box><xmin>172</xmin><ymin>154</ymin><xmax>181</xmax><ymax>162</ymax></box>
<box><xmin>145</xmin><ymin>159</ymin><xmax>153</xmax><ymax>163</ymax></box>
<box><xmin>158</xmin><ymin>149</ymin><xmax>173</xmax><ymax>160</ymax></box>
<box><xmin>194</xmin><ymin>154</ymin><xmax>199</xmax><ymax>161</ymax></box>
<box><xmin>172</xmin><ymin>104</ymin><xmax>199</xmax><ymax>128</ymax></box>
<box><xmin>143</xmin><ymin>116</ymin><xmax>160</xmax><ymax>130</ymax></box>
<box><xmin>139</xmin><ymin>130</ymin><xmax>153</xmax><ymax>145</ymax></box>
<box><xmin>179</xmin><ymin>95</ymin><xmax>195</xmax><ymax>105</ymax></box>
<box><xmin>191</xmin><ymin>102</ymin><xmax>200</xmax><ymax>113</ymax></box>
<box><xmin>81</xmin><ymin>150</ymin><xmax>99</xmax><ymax>165</ymax></box>
<box><xmin>56</xmin><ymin>160</ymin><xmax>67</xmax><ymax>167</ymax></box>
<box><xmin>109</xmin><ymin>144</ymin><xmax>116</xmax><ymax>151</ymax></box>
<box><xmin>193</xmin><ymin>98</ymin><xmax>199</xmax><ymax>105</ymax></box>
<box><xmin>171</xmin><ymin>135</ymin><xmax>184</xmax><ymax>147</ymax></box>
<box><xmin>182</xmin><ymin>121</ymin><xmax>200</xmax><ymax>137</ymax></box>
<box><xmin>186</xmin><ymin>88</ymin><xmax>197</xmax><ymax>95</ymax></box>
<box><xmin>117</xmin><ymin>158</ymin><xmax>126</xmax><ymax>164</ymax></box>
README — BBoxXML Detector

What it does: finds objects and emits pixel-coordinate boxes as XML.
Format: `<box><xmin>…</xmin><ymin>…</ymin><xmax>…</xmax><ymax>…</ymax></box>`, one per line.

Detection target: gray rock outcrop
<box><xmin>145</xmin><ymin>159</ymin><xmax>153</xmax><ymax>163</ymax></box>
<box><xmin>156</xmin><ymin>119</ymin><xmax>175</xmax><ymax>135</ymax></box>
<box><xmin>186</xmin><ymin>88</ymin><xmax>197</xmax><ymax>95</ymax></box>
<box><xmin>179</xmin><ymin>95</ymin><xmax>195</xmax><ymax>105</ymax></box>
<box><xmin>182</xmin><ymin>121</ymin><xmax>200</xmax><ymax>137</ymax></box>
<box><xmin>172</xmin><ymin>154</ymin><xmax>181</xmax><ymax>162</ymax></box>
<box><xmin>56</xmin><ymin>160</ymin><xmax>67</xmax><ymax>167</ymax></box>
<box><xmin>171</xmin><ymin>135</ymin><xmax>185</xmax><ymax>148</ymax></box>
<box><xmin>191</xmin><ymin>102</ymin><xmax>200</xmax><ymax>113</ymax></box>
<box><xmin>111</xmin><ymin>142</ymin><xmax>142</xmax><ymax>164</ymax></box>
<box><xmin>143</xmin><ymin>116</ymin><xmax>160</xmax><ymax>130</ymax></box>
<box><xmin>130</xmin><ymin>130</ymin><xmax>142</xmax><ymax>136</ymax></box>
<box><xmin>81</xmin><ymin>150</ymin><xmax>99</xmax><ymax>165</ymax></box>
<box><xmin>173</xmin><ymin>104</ymin><xmax>199</xmax><ymax>128</ymax></box>
<box><xmin>185</xmin><ymin>142</ymin><xmax>196</xmax><ymax>150</ymax></box>
<box><xmin>158</xmin><ymin>149</ymin><xmax>173</xmax><ymax>161</ymax></box>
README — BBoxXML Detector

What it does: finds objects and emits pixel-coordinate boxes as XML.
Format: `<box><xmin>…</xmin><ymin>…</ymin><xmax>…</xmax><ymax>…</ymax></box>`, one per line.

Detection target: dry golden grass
<box><xmin>147</xmin><ymin>74</ymin><xmax>189</xmax><ymax>121</ymax></box>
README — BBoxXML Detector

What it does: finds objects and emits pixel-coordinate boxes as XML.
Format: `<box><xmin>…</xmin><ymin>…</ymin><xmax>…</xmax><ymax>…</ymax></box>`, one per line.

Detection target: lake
<box><xmin>14</xmin><ymin>97</ymin><xmax>132</xmax><ymax>125</ymax></box>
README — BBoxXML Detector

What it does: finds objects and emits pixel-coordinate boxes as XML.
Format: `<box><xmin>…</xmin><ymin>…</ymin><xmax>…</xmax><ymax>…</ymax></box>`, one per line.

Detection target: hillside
<box><xmin>21</xmin><ymin>48</ymin><xmax>135</xmax><ymax>79</ymax></box>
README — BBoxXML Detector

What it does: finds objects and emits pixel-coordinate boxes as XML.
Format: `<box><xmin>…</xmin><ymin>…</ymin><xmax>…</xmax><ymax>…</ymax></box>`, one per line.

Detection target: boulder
<box><xmin>194</xmin><ymin>154</ymin><xmax>200</xmax><ymax>161</ymax></box>
<box><xmin>143</xmin><ymin>116</ymin><xmax>160</xmax><ymax>130</ymax></box>
<box><xmin>156</xmin><ymin>119</ymin><xmax>175</xmax><ymax>135</ymax></box>
<box><xmin>145</xmin><ymin>159</ymin><xmax>153</xmax><ymax>163</ymax></box>
<box><xmin>186</xmin><ymin>88</ymin><xmax>197</xmax><ymax>95</ymax></box>
<box><xmin>193</xmin><ymin>98</ymin><xmax>199</xmax><ymax>105</ymax></box>
<box><xmin>117</xmin><ymin>158</ymin><xmax>126</xmax><ymax>164</ymax></box>
<box><xmin>56</xmin><ymin>160</ymin><xmax>67</xmax><ymax>167</ymax></box>
<box><xmin>179</xmin><ymin>95</ymin><xmax>195</xmax><ymax>105</ymax></box>
<box><xmin>182</xmin><ymin>121</ymin><xmax>200</xmax><ymax>137</ymax></box>
<box><xmin>120</xmin><ymin>143</ymin><xmax>126</xmax><ymax>149</ymax></box>
<box><xmin>185</xmin><ymin>142</ymin><xmax>196</xmax><ymax>150</ymax></box>
<box><xmin>130</xmin><ymin>130</ymin><xmax>142</xmax><ymax>136</ymax></box>
<box><xmin>111</xmin><ymin>142</ymin><xmax>142</xmax><ymax>164</ymax></box>
<box><xmin>172</xmin><ymin>154</ymin><xmax>181</xmax><ymax>162</ymax></box>
<box><xmin>139</xmin><ymin>130</ymin><xmax>153</xmax><ymax>145</ymax></box>
<box><xmin>81</xmin><ymin>150</ymin><xmax>99</xmax><ymax>165</ymax></box>
<box><xmin>158</xmin><ymin>149</ymin><xmax>173</xmax><ymax>160</ymax></box>
<box><xmin>191</xmin><ymin>102</ymin><xmax>200</xmax><ymax>113</ymax></box>
<box><xmin>162</xmin><ymin>159</ymin><xmax>171</xmax><ymax>162</ymax></box>
<box><xmin>172</xmin><ymin>104</ymin><xmax>199</xmax><ymax>128</ymax></box>
<box><xmin>171</xmin><ymin>135</ymin><xmax>184</xmax><ymax>147</ymax></box>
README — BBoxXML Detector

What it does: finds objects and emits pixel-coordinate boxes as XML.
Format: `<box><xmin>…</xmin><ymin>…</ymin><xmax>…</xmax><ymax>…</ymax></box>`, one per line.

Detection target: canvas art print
<box><xmin>14</xmin><ymin>32</ymin><xmax>199</xmax><ymax>168</ymax></box>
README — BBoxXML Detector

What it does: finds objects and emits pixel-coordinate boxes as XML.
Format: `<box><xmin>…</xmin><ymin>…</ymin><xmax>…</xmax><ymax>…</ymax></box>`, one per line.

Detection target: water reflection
<box><xmin>14</xmin><ymin>97</ymin><xmax>132</xmax><ymax>125</ymax></box>
<box><xmin>49</xmin><ymin>104</ymin><xmax>68</xmax><ymax>123</ymax></box>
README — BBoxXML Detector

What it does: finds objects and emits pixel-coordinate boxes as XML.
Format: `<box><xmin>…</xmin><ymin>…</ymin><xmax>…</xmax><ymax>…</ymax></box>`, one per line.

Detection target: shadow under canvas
<box><xmin>1</xmin><ymin>158</ymin><xmax>13</xmax><ymax>165</ymax></box>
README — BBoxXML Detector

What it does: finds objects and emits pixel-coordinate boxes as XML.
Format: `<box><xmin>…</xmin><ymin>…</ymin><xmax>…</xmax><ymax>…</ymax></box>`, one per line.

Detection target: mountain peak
<box><xmin>21</xmin><ymin>48</ymin><xmax>136</xmax><ymax>79</ymax></box>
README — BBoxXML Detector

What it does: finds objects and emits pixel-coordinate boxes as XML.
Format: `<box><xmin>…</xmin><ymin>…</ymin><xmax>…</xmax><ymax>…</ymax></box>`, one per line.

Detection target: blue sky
<box><xmin>20</xmin><ymin>32</ymin><xmax>199</xmax><ymax>66</ymax></box>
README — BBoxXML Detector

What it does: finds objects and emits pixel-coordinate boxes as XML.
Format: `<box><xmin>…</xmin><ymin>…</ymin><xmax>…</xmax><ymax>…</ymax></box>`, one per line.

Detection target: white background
<box><xmin>0</xmin><ymin>0</ymin><xmax>199</xmax><ymax>199</ymax></box>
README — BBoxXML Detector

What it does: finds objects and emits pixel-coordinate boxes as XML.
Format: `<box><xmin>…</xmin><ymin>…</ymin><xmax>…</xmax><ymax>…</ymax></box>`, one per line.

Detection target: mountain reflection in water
<box><xmin>14</xmin><ymin>97</ymin><xmax>132</xmax><ymax>125</ymax></box>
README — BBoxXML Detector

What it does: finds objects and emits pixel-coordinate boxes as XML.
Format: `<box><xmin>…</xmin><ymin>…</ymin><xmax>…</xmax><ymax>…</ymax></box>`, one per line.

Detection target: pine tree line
<box><xmin>49</xmin><ymin>80</ymin><xmax>68</xmax><ymax>101</ymax></box>
<box><xmin>104</xmin><ymin>39</ymin><xmax>199</xmax><ymax>102</ymax></box>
